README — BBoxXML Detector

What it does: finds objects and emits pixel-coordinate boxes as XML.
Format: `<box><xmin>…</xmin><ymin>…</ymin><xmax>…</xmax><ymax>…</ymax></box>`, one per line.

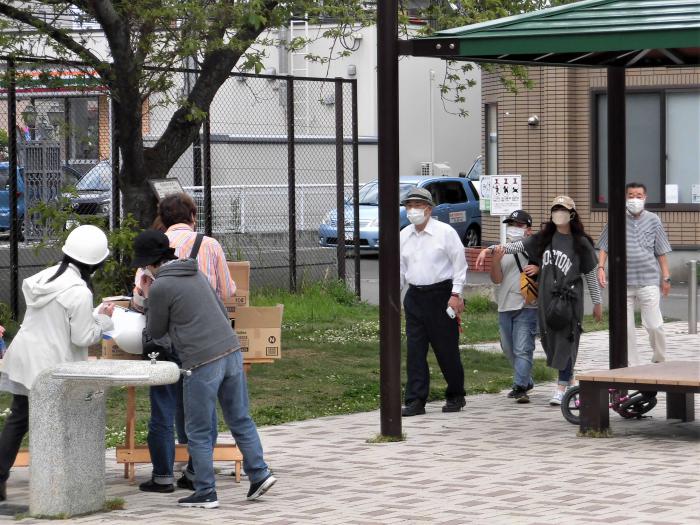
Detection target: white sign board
<box><xmin>479</xmin><ymin>175</ymin><xmax>491</xmax><ymax>212</ymax></box>
<box><xmin>490</xmin><ymin>175</ymin><xmax>522</xmax><ymax>216</ymax></box>
<box><xmin>692</xmin><ymin>184</ymin><xmax>700</xmax><ymax>204</ymax></box>
<box><xmin>665</xmin><ymin>184</ymin><xmax>679</xmax><ymax>204</ymax></box>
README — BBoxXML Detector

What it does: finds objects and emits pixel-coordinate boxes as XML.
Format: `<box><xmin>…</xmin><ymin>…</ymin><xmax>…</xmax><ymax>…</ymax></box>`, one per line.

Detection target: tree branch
<box><xmin>145</xmin><ymin>0</ymin><xmax>279</xmax><ymax>171</ymax></box>
<box><xmin>0</xmin><ymin>1</ymin><xmax>110</xmax><ymax>77</ymax></box>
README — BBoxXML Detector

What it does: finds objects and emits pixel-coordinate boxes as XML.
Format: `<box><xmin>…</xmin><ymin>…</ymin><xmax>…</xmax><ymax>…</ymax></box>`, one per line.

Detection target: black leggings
<box><xmin>0</xmin><ymin>394</ymin><xmax>28</xmax><ymax>483</ymax></box>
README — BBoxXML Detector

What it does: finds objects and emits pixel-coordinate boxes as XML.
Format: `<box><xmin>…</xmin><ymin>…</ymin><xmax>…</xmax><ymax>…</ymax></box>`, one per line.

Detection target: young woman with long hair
<box><xmin>476</xmin><ymin>196</ymin><xmax>602</xmax><ymax>405</ymax></box>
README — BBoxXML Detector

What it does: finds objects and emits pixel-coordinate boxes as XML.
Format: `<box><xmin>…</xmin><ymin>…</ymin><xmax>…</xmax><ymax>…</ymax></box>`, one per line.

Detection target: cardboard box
<box><xmin>101</xmin><ymin>296</ymin><xmax>132</xmax><ymax>309</ymax></box>
<box><xmin>232</xmin><ymin>305</ymin><xmax>283</xmax><ymax>360</ymax></box>
<box><xmin>102</xmin><ymin>337</ymin><xmax>141</xmax><ymax>360</ymax></box>
<box><xmin>225</xmin><ymin>261</ymin><xmax>250</xmax><ymax>318</ymax></box>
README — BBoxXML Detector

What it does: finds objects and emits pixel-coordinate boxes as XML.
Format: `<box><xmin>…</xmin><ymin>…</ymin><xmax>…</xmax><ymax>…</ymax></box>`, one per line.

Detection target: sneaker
<box><xmin>442</xmin><ymin>396</ymin><xmax>466</xmax><ymax>413</ymax></box>
<box><xmin>549</xmin><ymin>389</ymin><xmax>565</xmax><ymax>406</ymax></box>
<box><xmin>139</xmin><ymin>479</ymin><xmax>175</xmax><ymax>493</ymax></box>
<box><xmin>178</xmin><ymin>490</ymin><xmax>219</xmax><ymax>508</ymax></box>
<box><xmin>247</xmin><ymin>474</ymin><xmax>277</xmax><ymax>501</ymax></box>
<box><xmin>177</xmin><ymin>475</ymin><xmax>195</xmax><ymax>491</ymax></box>
<box><xmin>401</xmin><ymin>400</ymin><xmax>426</xmax><ymax>417</ymax></box>
<box><xmin>507</xmin><ymin>382</ymin><xmax>533</xmax><ymax>398</ymax></box>
<box><xmin>512</xmin><ymin>388</ymin><xmax>530</xmax><ymax>404</ymax></box>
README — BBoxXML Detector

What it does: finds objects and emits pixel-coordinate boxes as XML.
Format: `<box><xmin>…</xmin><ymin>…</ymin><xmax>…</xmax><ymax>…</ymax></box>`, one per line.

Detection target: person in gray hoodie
<box><xmin>132</xmin><ymin>230</ymin><xmax>276</xmax><ymax>508</ymax></box>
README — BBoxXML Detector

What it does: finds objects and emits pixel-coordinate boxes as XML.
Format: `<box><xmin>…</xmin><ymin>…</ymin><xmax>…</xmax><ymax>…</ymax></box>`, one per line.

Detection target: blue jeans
<box><xmin>498</xmin><ymin>308</ymin><xmax>538</xmax><ymax>389</ymax></box>
<box><xmin>183</xmin><ymin>350</ymin><xmax>270</xmax><ymax>495</ymax></box>
<box><xmin>148</xmin><ymin>378</ymin><xmax>218</xmax><ymax>485</ymax></box>
<box><xmin>558</xmin><ymin>358</ymin><xmax>574</xmax><ymax>385</ymax></box>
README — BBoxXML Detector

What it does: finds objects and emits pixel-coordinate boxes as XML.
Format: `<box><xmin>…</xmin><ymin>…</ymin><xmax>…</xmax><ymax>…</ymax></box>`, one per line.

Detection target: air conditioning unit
<box><xmin>420</xmin><ymin>161</ymin><xmax>451</xmax><ymax>177</ymax></box>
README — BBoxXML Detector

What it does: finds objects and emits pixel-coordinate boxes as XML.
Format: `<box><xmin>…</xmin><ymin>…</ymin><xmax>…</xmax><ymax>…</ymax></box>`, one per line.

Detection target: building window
<box><xmin>594</xmin><ymin>89</ymin><xmax>700</xmax><ymax>206</ymax></box>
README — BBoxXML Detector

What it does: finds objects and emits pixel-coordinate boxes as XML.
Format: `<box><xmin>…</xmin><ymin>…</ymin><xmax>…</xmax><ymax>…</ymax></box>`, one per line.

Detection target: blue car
<box><xmin>319</xmin><ymin>175</ymin><xmax>482</xmax><ymax>251</ymax></box>
<box><xmin>0</xmin><ymin>162</ymin><xmax>26</xmax><ymax>236</ymax></box>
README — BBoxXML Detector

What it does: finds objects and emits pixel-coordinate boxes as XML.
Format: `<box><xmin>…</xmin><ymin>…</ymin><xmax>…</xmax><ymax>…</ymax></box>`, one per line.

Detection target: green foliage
<box><xmin>464</xmin><ymin>294</ymin><xmax>497</xmax><ymax>314</ymax></box>
<box><xmin>0</xmin><ymin>301</ymin><xmax>19</xmax><ymax>339</ymax></box>
<box><xmin>0</xmin><ymin>128</ymin><xmax>7</xmax><ymax>160</ymax></box>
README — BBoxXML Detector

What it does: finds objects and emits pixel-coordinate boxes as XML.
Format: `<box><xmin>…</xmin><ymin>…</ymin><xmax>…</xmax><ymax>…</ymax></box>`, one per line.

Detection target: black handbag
<box><xmin>545</xmin><ymin>281</ymin><xmax>578</xmax><ymax>332</ymax></box>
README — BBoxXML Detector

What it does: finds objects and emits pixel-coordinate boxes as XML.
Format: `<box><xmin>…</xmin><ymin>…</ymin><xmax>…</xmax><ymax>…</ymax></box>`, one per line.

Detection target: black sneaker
<box><xmin>442</xmin><ymin>396</ymin><xmax>466</xmax><ymax>413</ymax></box>
<box><xmin>139</xmin><ymin>479</ymin><xmax>174</xmax><ymax>493</ymax></box>
<box><xmin>247</xmin><ymin>474</ymin><xmax>277</xmax><ymax>501</ymax></box>
<box><xmin>178</xmin><ymin>490</ymin><xmax>219</xmax><ymax>508</ymax></box>
<box><xmin>512</xmin><ymin>388</ymin><xmax>530</xmax><ymax>404</ymax></box>
<box><xmin>401</xmin><ymin>400</ymin><xmax>426</xmax><ymax>417</ymax></box>
<box><xmin>177</xmin><ymin>475</ymin><xmax>195</xmax><ymax>491</ymax></box>
<box><xmin>507</xmin><ymin>382</ymin><xmax>533</xmax><ymax>398</ymax></box>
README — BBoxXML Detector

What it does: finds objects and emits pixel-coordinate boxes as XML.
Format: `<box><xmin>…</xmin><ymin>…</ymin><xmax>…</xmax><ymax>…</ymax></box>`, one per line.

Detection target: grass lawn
<box><xmin>1</xmin><ymin>282</ymin><xmax>565</xmax><ymax>447</ymax></box>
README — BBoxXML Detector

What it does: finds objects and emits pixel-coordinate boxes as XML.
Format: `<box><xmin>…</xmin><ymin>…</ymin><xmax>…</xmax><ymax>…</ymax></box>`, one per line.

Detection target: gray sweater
<box><xmin>145</xmin><ymin>258</ymin><xmax>239</xmax><ymax>370</ymax></box>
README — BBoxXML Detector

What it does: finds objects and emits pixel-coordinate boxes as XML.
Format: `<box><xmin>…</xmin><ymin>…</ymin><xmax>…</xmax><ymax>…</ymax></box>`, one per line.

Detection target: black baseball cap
<box><xmin>131</xmin><ymin>230</ymin><xmax>177</xmax><ymax>268</ymax></box>
<box><xmin>503</xmin><ymin>210</ymin><xmax>532</xmax><ymax>227</ymax></box>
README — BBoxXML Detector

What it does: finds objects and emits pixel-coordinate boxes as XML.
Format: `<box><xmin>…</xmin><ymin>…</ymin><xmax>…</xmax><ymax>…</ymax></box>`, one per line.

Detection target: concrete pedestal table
<box><xmin>29</xmin><ymin>360</ymin><xmax>180</xmax><ymax>517</ymax></box>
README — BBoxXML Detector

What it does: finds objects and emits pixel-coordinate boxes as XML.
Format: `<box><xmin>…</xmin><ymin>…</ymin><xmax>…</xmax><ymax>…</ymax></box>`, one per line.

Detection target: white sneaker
<box><xmin>549</xmin><ymin>389</ymin><xmax>565</xmax><ymax>406</ymax></box>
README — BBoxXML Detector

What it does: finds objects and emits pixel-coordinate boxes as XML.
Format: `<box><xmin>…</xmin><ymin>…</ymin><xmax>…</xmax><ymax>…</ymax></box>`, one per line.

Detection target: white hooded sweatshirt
<box><xmin>1</xmin><ymin>263</ymin><xmax>113</xmax><ymax>392</ymax></box>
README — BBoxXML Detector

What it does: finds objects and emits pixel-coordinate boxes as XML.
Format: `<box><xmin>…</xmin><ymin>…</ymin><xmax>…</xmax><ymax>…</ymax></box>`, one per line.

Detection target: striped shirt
<box><xmin>597</xmin><ymin>211</ymin><xmax>672</xmax><ymax>287</ymax></box>
<box><xmin>134</xmin><ymin>224</ymin><xmax>236</xmax><ymax>300</ymax></box>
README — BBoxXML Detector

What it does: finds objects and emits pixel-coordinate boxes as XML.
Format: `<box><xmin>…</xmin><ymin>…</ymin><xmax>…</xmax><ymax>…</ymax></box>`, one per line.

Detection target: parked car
<box><xmin>68</xmin><ymin>160</ymin><xmax>111</xmax><ymax>218</ymax></box>
<box><xmin>319</xmin><ymin>174</ymin><xmax>482</xmax><ymax>251</ymax></box>
<box><xmin>0</xmin><ymin>162</ymin><xmax>26</xmax><ymax>237</ymax></box>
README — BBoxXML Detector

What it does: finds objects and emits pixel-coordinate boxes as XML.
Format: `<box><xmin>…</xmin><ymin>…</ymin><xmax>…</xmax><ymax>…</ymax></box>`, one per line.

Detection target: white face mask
<box><xmin>506</xmin><ymin>226</ymin><xmax>526</xmax><ymax>241</ymax></box>
<box><xmin>551</xmin><ymin>210</ymin><xmax>571</xmax><ymax>226</ymax></box>
<box><xmin>407</xmin><ymin>208</ymin><xmax>428</xmax><ymax>225</ymax></box>
<box><xmin>626</xmin><ymin>198</ymin><xmax>645</xmax><ymax>215</ymax></box>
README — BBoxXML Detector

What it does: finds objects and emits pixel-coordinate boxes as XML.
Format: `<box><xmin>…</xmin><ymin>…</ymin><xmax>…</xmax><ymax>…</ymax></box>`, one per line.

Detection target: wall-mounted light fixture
<box><xmin>347</xmin><ymin>64</ymin><xmax>357</xmax><ymax>77</ymax></box>
<box><xmin>527</xmin><ymin>115</ymin><xmax>540</xmax><ymax>126</ymax></box>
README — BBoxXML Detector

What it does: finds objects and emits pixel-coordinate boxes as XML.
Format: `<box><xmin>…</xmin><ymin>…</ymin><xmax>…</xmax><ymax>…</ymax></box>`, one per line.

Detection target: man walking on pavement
<box><xmin>400</xmin><ymin>187</ymin><xmax>468</xmax><ymax>417</ymax></box>
<box><xmin>490</xmin><ymin>210</ymin><xmax>539</xmax><ymax>404</ymax></box>
<box><xmin>597</xmin><ymin>182</ymin><xmax>672</xmax><ymax>366</ymax></box>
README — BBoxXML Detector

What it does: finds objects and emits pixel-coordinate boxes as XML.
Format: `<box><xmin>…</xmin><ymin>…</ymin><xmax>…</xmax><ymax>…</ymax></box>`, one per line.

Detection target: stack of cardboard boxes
<box><xmin>103</xmin><ymin>261</ymin><xmax>283</xmax><ymax>361</ymax></box>
<box><xmin>225</xmin><ymin>262</ymin><xmax>283</xmax><ymax>361</ymax></box>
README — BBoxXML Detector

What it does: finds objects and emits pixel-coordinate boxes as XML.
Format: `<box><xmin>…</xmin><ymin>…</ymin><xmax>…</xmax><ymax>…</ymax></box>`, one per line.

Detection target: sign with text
<box><xmin>490</xmin><ymin>175</ymin><xmax>522</xmax><ymax>216</ymax></box>
<box><xmin>148</xmin><ymin>178</ymin><xmax>185</xmax><ymax>201</ymax></box>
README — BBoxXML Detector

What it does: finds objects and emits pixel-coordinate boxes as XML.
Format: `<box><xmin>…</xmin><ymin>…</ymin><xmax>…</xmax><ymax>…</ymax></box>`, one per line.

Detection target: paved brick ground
<box><xmin>2</xmin><ymin>322</ymin><xmax>698</xmax><ymax>524</ymax></box>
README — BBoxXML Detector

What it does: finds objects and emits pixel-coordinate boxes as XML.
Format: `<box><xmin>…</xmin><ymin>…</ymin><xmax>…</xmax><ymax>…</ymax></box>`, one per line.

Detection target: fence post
<box><xmin>335</xmin><ymin>78</ymin><xmax>346</xmax><ymax>282</ymax></box>
<box><xmin>287</xmin><ymin>77</ymin><xmax>297</xmax><ymax>292</ymax></box>
<box><xmin>202</xmin><ymin>113</ymin><xmax>212</xmax><ymax>237</ymax></box>
<box><xmin>7</xmin><ymin>59</ymin><xmax>19</xmax><ymax>320</ymax></box>
<box><xmin>351</xmin><ymin>79</ymin><xmax>361</xmax><ymax>298</ymax></box>
<box><xmin>689</xmin><ymin>260</ymin><xmax>698</xmax><ymax>335</ymax></box>
<box><xmin>110</xmin><ymin>98</ymin><xmax>120</xmax><ymax>231</ymax></box>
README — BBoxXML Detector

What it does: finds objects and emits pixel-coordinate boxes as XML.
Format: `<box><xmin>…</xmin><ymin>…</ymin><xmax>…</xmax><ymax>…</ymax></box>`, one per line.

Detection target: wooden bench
<box><xmin>578</xmin><ymin>361</ymin><xmax>700</xmax><ymax>433</ymax></box>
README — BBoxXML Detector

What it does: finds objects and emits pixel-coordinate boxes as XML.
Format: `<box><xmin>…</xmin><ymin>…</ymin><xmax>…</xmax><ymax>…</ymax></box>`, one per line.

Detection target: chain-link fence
<box><xmin>1</xmin><ymin>58</ymin><xmax>359</xmax><ymax>318</ymax></box>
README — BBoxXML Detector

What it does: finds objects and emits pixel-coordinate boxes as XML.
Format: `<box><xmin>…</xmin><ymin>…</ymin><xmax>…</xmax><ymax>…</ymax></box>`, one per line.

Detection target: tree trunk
<box><xmin>113</xmin><ymin>90</ymin><xmax>159</xmax><ymax>228</ymax></box>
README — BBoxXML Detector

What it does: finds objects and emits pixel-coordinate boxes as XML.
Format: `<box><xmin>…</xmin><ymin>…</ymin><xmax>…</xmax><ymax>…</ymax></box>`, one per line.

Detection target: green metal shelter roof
<box><xmin>404</xmin><ymin>0</ymin><xmax>700</xmax><ymax>67</ymax></box>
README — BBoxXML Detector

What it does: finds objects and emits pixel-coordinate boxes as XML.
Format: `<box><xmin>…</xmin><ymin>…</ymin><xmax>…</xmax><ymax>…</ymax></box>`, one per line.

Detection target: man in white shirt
<box><xmin>399</xmin><ymin>187</ymin><xmax>468</xmax><ymax>416</ymax></box>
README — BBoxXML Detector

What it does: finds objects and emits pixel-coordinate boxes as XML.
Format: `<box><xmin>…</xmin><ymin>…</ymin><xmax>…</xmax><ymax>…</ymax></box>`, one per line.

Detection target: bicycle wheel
<box><xmin>561</xmin><ymin>385</ymin><xmax>581</xmax><ymax>425</ymax></box>
<box><xmin>618</xmin><ymin>391</ymin><xmax>657</xmax><ymax>419</ymax></box>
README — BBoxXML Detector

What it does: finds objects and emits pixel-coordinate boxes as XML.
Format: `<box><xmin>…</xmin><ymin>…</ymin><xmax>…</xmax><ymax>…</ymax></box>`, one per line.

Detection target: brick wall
<box><xmin>481</xmin><ymin>66</ymin><xmax>700</xmax><ymax>248</ymax></box>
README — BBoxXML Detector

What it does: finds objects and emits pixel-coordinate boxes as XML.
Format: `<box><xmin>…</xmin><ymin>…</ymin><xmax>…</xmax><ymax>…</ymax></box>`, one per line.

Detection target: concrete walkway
<box><xmin>2</xmin><ymin>322</ymin><xmax>698</xmax><ymax>524</ymax></box>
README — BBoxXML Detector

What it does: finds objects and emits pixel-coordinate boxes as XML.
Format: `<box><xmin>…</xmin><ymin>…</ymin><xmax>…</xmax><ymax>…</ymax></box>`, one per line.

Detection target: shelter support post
<box><xmin>7</xmin><ymin>59</ymin><xmax>19</xmax><ymax>320</ymax></box>
<box><xmin>607</xmin><ymin>66</ymin><xmax>627</xmax><ymax>370</ymax></box>
<box><xmin>377</xmin><ymin>0</ymin><xmax>402</xmax><ymax>437</ymax></box>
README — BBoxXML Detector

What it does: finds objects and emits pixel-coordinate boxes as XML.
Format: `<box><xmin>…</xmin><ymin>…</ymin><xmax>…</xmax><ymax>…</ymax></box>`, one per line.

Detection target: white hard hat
<box><xmin>62</xmin><ymin>225</ymin><xmax>110</xmax><ymax>265</ymax></box>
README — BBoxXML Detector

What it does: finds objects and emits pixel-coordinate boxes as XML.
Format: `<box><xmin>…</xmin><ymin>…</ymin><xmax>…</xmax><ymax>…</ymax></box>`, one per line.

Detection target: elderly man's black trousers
<box><xmin>403</xmin><ymin>284</ymin><xmax>465</xmax><ymax>405</ymax></box>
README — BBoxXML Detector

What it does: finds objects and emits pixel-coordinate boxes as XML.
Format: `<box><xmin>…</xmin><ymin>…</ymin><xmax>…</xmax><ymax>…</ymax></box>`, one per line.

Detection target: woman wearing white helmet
<box><xmin>0</xmin><ymin>225</ymin><xmax>115</xmax><ymax>502</ymax></box>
